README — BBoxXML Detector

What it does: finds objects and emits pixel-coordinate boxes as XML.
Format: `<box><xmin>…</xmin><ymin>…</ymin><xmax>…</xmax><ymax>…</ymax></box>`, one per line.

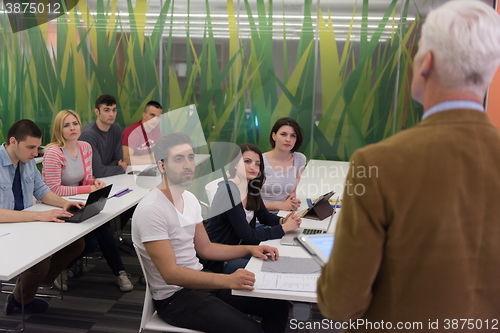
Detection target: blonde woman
<box><xmin>42</xmin><ymin>110</ymin><xmax>133</xmax><ymax>292</ymax></box>
<box><xmin>43</xmin><ymin>110</ymin><xmax>105</xmax><ymax>195</ymax></box>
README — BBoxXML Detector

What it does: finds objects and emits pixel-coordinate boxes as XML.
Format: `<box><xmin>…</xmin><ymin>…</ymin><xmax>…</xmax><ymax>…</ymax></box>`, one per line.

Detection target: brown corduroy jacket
<box><xmin>317</xmin><ymin>109</ymin><xmax>500</xmax><ymax>332</ymax></box>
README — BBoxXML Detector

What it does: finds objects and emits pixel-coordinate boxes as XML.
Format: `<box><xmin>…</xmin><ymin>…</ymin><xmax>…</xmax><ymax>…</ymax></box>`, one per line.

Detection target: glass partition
<box><xmin>1</xmin><ymin>0</ymin><xmax>491</xmax><ymax>160</ymax></box>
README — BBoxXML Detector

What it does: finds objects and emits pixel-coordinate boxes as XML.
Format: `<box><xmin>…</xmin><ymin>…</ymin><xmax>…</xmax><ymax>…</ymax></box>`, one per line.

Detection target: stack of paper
<box><xmin>256</xmin><ymin>272</ymin><xmax>319</xmax><ymax>292</ymax></box>
<box><xmin>255</xmin><ymin>256</ymin><xmax>321</xmax><ymax>292</ymax></box>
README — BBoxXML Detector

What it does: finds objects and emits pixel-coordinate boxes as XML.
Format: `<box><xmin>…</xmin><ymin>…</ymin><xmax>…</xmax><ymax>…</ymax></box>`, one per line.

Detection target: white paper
<box><xmin>68</xmin><ymin>184</ymin><xmax>129</xmax><ymax>201</ymax></box>
<box><xmin>256</xmin><ymin>272</ymin><xmax>319</xmax><ymax>292</ymax></box>
<box><xmin>109</xmin><ymin>185</ymin><xmax>129</xmax><ymax>198</ymax></box>
<box><xmin>68</xmin><ymin>194</ymin><xmax>89</xmax><ymax>201</ymax></box>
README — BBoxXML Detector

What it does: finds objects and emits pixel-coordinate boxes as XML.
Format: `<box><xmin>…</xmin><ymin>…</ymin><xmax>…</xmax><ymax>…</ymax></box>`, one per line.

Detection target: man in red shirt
<box><xmin>122</xmin><ymin>101</ymin><xmax>163</xmax><ymax>166</ymax></box>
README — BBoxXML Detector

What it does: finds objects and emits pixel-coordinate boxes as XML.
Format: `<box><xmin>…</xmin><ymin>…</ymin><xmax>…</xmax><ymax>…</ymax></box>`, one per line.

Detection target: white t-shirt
<box><xmin>244</xmin><ymin>208</ymin><xmax>254</xmax><ymax>223</ymax></box>
<box><xmin>131</xmin><ymin>188</ymin><xmax>204</xmax><ymax>300</ymax></box>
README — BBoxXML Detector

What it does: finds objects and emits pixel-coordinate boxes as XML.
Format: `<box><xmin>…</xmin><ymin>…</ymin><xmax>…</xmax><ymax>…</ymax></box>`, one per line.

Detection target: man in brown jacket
<box><xmin>317</xmin><ymin>1</ymin><xmax>500</xmax><ymax>331</ymax></box>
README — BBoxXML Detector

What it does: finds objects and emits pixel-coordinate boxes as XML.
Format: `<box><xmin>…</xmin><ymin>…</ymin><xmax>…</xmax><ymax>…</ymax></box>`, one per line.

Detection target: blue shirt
<box><xmin>422</xmin><ymin>100</ymin><xmax>485</xmax><ymax>120</ymax></box>
<box><xmin>0</xmin><ymin>144</ymin><xmax>51</xmax><ymax>210</ymax></box>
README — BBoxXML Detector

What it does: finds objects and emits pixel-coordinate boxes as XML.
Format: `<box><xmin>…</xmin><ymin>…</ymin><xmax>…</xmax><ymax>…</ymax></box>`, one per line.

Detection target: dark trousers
<box><xmin>153</xmin><ymin>288</ymin><xmax>289</xmax><ymax>333</ymax></box>
<box><xmin>14</xmin><ymin>238</ymin><xmax>84</xmax><ymax>304</ymax></box>
<box><xmin>223</xmin><ymin>256</ymin><xmax>251</xmax><ymax>274</ymax></box>
<box><xmin>120</xmin><ymin>206</ymin><xmax>135</xmax><ymax>230</ymax></box>
<box><xmin>68</xmin><ymin>222</ymin><xmax>125</xmax><ymax>275</ymax></box>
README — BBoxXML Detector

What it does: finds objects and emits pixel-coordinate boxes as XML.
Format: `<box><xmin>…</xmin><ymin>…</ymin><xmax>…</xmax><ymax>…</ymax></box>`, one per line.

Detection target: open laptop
<box><xmin>127</xmin><ymin>165</ymin><xmax>157</xmax><ymax>177</ymax></box>
<box><xmin>61</xmin><ymin>185</ymin><xmax>112</xmax><ymax>223</ymax></box>
<box><xmin>280</xmin><ymin>197</ymin><xmax>340</xmax><ymax>246</ymax></box>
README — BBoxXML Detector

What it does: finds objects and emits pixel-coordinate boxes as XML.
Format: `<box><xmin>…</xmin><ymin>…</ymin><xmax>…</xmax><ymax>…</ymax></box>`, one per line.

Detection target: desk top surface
<box><xmin>0</xmin><ymin>174</ymin><xmax>150</xmax><ymax>280</ymax></box>
<box><xmin>232</xmin><ymin>212</ymin><xmax>339</xmax><ymax>303</ymax></box>
<box><xmin>2</xmin><ymin>159</ymin><xmax>348</xmax><ymax>302</ymax></box>
<box><xmin>233</xmin><ymin>159</ymin><xmax>348</xmax><ymax>303</ymax></box>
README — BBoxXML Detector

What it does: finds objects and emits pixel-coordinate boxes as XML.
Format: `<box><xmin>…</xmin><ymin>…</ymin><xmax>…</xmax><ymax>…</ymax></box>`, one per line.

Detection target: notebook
<box><xmin>108</xmin><ymin>185</ymin><xmax>130</xmax><ymax>197</ymax></box>
<box><xmin>68</xmin><ymin>184</ymin><xmax>128</xmax><ymax>201</ymax></box>
<box><xmin>280</xmin><ymin>197</ymin><xmax>339</xmax><ymax>246</ymax></box>
<box><xmin>60</xmin><ymin>185</ymin><xmax>112</xmax><ymax>223</ymax></box>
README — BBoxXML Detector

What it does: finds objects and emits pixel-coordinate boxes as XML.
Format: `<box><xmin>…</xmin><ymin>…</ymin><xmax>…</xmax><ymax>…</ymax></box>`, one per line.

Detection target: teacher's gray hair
<box><xmin>418</xmin><ymin>0</ymin><xmax>500</xmax><ymax>96</ymax></box>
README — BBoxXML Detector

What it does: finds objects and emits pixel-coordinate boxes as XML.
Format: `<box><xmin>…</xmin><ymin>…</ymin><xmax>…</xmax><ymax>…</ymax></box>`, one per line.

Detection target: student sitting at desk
<box><xmin>132</xmin><ymin>133</ymin><xmax>289</xmax><ymax>333</ymax></box>
<box><xmin>206</xmin><ymin>144</ymin><xmax>301</xmax><ymax>273</ymax></box>
<box><xmin>122</xmin><ymin>100</ymin><xmax>163</xmax><ymax>166</ymax></box>
<box><xmin>79</xmin><ymin>94</ymin><xmax>127</xmax><ymax>177</ymax></box>
<box><xmin>1</xmin><ymin>120</ymin><xmax>84</xmax><ymax>315</ymax></box>
<box><xmin>261</xmin><ymin>118</ymin><xmax>306</xmax><ymax>213</ymax></box>
<box><xmin>42</xmin><ymin>110</ymin><xmax>133</xmax><ymax>292</ymax></box>
<box><xmin>80</xmin><ymin>94</ymin><xmax>135</xmax><ymax>231</ymax></box>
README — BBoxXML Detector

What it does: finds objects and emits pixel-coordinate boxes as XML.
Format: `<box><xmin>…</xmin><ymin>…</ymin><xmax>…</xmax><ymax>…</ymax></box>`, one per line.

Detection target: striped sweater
<box><xmin>42</xmin><ymin>141</ymin><xmax>95</xmax><ymax>196</ymax></box>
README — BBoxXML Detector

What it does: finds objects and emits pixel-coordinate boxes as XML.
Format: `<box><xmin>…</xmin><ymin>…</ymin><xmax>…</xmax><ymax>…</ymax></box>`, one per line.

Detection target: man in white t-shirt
<box><xmin>132</xmin><ymin>132</ymin><xmax>289</xmax><ymax>333</ymax></box>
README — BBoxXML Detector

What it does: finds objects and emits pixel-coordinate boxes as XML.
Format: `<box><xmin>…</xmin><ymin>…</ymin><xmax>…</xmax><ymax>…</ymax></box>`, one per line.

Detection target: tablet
<box><xmin>299</xmin><ymin>190</ymin><xmax>335</xmax><ymax>220</ymax></box>
<box><xmin>295</xmin><ymin>234</ymin><xmax>334</xmax><ymax>266</ymax></box>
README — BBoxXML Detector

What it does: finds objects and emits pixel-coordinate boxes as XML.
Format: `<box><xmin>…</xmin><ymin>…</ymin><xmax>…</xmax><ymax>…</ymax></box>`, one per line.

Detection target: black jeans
<box><xmin>153</xmin><ymin>288</ymin><xmax>289</xmax><ymax>333</ymax></box>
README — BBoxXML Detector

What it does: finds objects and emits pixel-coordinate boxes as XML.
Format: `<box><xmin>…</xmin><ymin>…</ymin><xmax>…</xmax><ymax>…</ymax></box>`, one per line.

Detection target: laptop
<box><xmin>61</xmin><ymin>185</ymin><xmax>112</xmax><ymax>223</ymax></box>
<box><xmin>296</xmin><ymin>233</ymin><xmax>335</xmax><ymax>266</ymax></box>
<box><xmin>280</xmin><ymin>197</ymin><xmax>340</xmax><ymax>246</ymax></box>
<box><xmin>127</xmin><ymin>165</ymin><xmax>157</xmax><ymax>177</ymax></box>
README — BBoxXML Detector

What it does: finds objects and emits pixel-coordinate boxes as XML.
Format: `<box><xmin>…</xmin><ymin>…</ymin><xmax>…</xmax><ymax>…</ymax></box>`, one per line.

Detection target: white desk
<box><xmin>232</xmin><ymin>213</ymin><xmax>339</xmax><ymax>303</ymax></box>
<box><xmin>233</xmin><ymin>239</ymin><xmax>318</xmax><ymax>303</ymax></box>
<box><xmin>103</xmin><ymin>173</ymin><xmax>157</xmax><ymax>192</ymax></box>
<box><xmin>0</xmin><ymin>174</ymin><xmax>150</xmax><ymax>281</ymax></box>
<box><xmin>233</xmin><ymin>159</ymin><xmax>348</xmax><ymax>303</ymax></box>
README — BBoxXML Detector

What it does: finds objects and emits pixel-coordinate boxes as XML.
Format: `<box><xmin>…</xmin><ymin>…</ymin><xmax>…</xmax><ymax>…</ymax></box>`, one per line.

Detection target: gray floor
<box><xmin>0</xmin><ymin>242</ymin><xmax>337</xmax><ymax>333</ymax></box>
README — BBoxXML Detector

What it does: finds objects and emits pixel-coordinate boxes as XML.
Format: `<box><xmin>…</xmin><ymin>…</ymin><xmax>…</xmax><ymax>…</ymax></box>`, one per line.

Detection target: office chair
<box><xmin>205</xmin><ymin>177</ymin><xmax>223</xmax><ymax>206</ymax></box>
<box><xmin>134</xmin><ymin>244</ymin><xmax>204</xmax><ymax>333</ymax></box>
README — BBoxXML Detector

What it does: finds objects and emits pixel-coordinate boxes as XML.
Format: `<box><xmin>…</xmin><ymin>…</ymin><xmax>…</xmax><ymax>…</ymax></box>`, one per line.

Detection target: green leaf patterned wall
<box><xmin>0</xmin><ymin>0</ymin><xmax>423</xmax><ymax>160</ymax></box>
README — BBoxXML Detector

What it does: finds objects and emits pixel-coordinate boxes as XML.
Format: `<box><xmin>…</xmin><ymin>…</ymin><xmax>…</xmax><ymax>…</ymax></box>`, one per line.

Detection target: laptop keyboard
<box><xmin>60</xmin><ymin>208</ymin><xmax>83</xmax><ymax>222</ymax></box>
<box><xmin>69</xmin><ymin>210</ymin><xmax>83</xmax><ymax>220</ymax></box>
<box><xmin>67</xmin><ymin>206</ymin><xmax>82</xmax><ymax>213</ymax></box>
<box><xmin>302</xmin><ymin>228</ymin><xmax>326</xmax><ymax>235</ymax></box>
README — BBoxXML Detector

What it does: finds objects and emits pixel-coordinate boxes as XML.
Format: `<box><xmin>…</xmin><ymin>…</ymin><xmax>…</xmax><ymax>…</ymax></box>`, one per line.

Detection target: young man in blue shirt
<box><xmin>1</xmin><ymin>119</ymin><xmax>85</xmax><ymax>315</ymax></box>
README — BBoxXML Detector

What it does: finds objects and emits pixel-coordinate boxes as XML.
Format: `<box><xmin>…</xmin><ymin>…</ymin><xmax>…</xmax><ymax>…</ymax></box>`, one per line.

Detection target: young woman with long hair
<box><xmin>261</xmin><ymin>117</ymin><xmax>306</xmax><ymax>213</ymax></box>
<box><xmin>205</xmin><ymin>143</ymin><xmax>301</xmax><ymax>273</ymax></box>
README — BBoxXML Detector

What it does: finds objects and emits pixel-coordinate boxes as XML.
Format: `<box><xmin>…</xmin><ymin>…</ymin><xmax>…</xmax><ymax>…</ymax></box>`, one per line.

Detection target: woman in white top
<box><xmin>261</xmin><ymin>117</ymin><xmax>306</xmax><ymax>213</ymax></box>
